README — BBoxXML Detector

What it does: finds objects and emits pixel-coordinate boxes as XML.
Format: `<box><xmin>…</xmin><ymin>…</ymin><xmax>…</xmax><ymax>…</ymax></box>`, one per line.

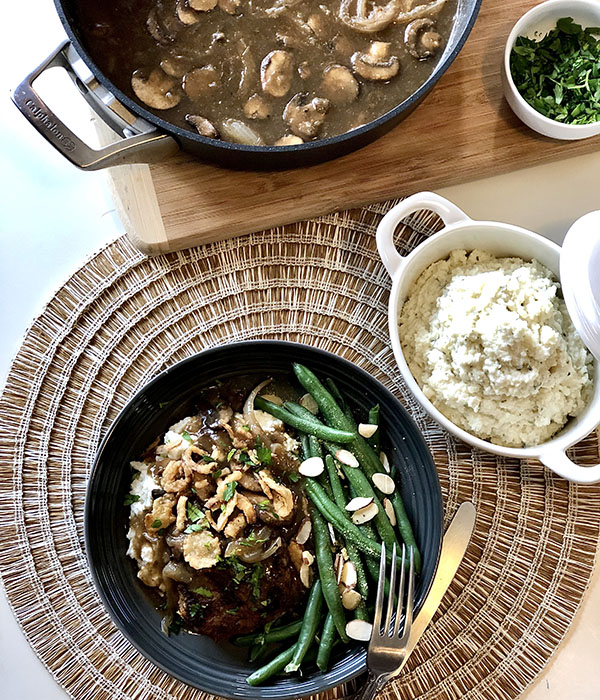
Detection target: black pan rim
<box><xmin>84</xmin><ymin>339</ymin><xmax>443</xmax><ymax>698</ymax></box>
<box><xmin>54</xmin><ymin>0</ymin><xmax>482</xmax><ymax>156</ymax></box>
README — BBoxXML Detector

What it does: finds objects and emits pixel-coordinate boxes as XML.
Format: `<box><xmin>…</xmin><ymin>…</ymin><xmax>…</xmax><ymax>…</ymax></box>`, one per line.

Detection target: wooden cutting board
<box><xmin>106</xmin><ymin>0</ymin><xmax>600</xmax><ymax>254</ymax></box>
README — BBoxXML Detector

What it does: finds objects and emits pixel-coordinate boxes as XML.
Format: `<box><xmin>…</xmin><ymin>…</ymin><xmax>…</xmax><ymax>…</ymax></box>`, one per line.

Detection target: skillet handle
<box><xmin>376</xmin><ymin>192</ymin><xmax>471</xmax><ymax>277</ymax></box>
<box><xmin>538</xmin><ymin>447</ymin><xmax>600</xmax><ymax>484</ymax></box>
<box><xmin>11</xmin><ymin>40</ymin><xmax>179</xmax><ymax>171</ymax></box>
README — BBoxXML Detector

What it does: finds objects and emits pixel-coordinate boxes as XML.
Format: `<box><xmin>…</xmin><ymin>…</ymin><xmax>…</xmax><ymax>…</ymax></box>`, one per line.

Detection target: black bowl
<box><xmin>85</xmin><ymin>341</ymin><xmax>443</xmax><ymax>698</ymax></box>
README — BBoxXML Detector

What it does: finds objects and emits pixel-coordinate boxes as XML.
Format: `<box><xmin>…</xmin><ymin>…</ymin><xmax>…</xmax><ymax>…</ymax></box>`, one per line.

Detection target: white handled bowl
<box><xmin>377</xmin><ymin>191</ymin><xmax>600</xmax><ymax>484</ymax></box>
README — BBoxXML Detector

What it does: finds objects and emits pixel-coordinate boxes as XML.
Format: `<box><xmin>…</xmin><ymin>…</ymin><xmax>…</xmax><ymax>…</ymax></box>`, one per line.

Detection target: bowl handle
<box><xmin>538</xmin><ymin>447</ymin><xmax>600</xmax><ymax>484</ymax></box>
<box><xmin>11</xmin><ymin>40</ymin><xmax>179</xmax><ymax>170</ymax></box>
<box><xmin>376</xmin><ymin>191</ymin><xmax>471</xmax><ymax>277</ymax></box>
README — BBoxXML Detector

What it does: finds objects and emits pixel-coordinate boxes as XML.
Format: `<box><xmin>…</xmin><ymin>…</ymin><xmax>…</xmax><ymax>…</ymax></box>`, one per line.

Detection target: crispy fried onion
<box><xmin>339</xmin><ymin>0</ymin><xmax>401</xmax><ymax>33</ymax></box>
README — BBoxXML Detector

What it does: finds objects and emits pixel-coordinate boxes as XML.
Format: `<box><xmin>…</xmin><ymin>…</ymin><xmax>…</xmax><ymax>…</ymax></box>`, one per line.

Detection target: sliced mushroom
<box><xmin>132</xmin><ymin>68</ymin><xmax>182</xmax><ymax>110</ymax></box>
<box><xmin>183</xmin><ymin>66</ymin><xmax>219</xmax><ymax>100</ymax></box>
<box><xmin>339</xmin><ymin>0</ymin><xmax>401</xmax><ymax>34</ymax></box>
<box><xmin>274</xmin><ymin>134</ymin><xmax>304</xmax><ymax>145</ymax></box>
<box><xmin>261</xmin><ymin>50</ymin><xmax>294</xmax><ymax>97</ymax></box>
<box><xmin>176</xmin><ymin>0</ymin><xmax>201</xmax><ymax>24</ymax></box>
<box><xmin>218</xmin><ymin>0</ymin><xmax>241</xmax><ymax>14</ymax></box>
<box><xmin>405</xmin><ymin>18</ymin><xmax>444</xmax><ymax>59</ymax></box>
<box><xmin>306</xmin><ymin>12</ymin><xmax>328</xmax><ymax>38</ymax></box>
<box><xmin>351</xmin><ymin>42</ymin><xmax>399</xmax><ymax>81</ymax></box>
<box><xmin>283</xmin><ymin>93</ymin><xmax>330</xmax><ymax>139</ymax></box>
<box><xmin>320</xmin><ymin>64</ymin><xmax>359</xmax><ymax>105</ymax></box>
<box><xmin>189</xmin><ymin>0</ymin><xmax>218</xmax><ymax>9</ymax></box>
<box><xmin>244</xmin><ymin>93</ymin><xmax>271</xmax><ymax>120</ymax></box>
<box><xmin>160</xmin><ymin>54</ymin><xmax>192</xmax><ymax>78</ymax></box>
<box><xmin>146</xmin><ymin>6</ymin><xmax>180</xmax><ymax>44</ymax></box>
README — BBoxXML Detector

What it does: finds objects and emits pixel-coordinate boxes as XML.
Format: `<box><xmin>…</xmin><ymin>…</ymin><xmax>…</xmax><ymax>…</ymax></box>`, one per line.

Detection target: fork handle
<box><xmin>352</xmin><ymin>672</ymin><xmax>391</xmax><ymax>700</ymax></box>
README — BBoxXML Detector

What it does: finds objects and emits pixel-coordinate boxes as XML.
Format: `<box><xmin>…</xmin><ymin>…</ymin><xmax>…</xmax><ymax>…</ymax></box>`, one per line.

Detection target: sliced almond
<box><xmin>358</xmin><ymin>423</ymin><xmax>378</xmax><ymax>438</ymax></box>
<box><xmin>335</xmin><ymin>552</ymin><xmax>344</xmax><ymax>584</ymax></box>
<box><xmin>379</xmin><ymin>451</ymin><xmax>390</xmax><ymax>473</ymax></box>
<box><xmin>341</xmin><ymin>560</ymin><xmax>357</xmax><ymax>588</ymax></box>
<box><xmin>302</xmin><ymin>550</ymin><xmax>315</xmax><ymax>567</ymax></box>
<box><xmin>342</xmin><ymin>589</ymin><xmax>362</xmax><ymax>610</ymax></box>
<box><xmin>328</xmin><ymin>522</ymin><xmax>337</xmax><ymax>546</ymax></box>
<box><xmin>300</xmin><ymin>563</ymin><xmax>312</xmax><ymax>588</ymax></box>
<box><xmin>346</xmin><ymin>496</ymin><xmax>374</xmax><ymax>512</ymax></box>
<box><xmin>383</xmin><ymin>498</ymin><xmax>396</xmax><ymax>526</ymax></box>
<box><xmin>336</xmin><ymin>449</ymin><xmax>359</xmax><ymax>468</ymax></box>
<box><xmin>296</xmin><ymin>519</ymin><xmax>312</xmax><ymax>545</ymax></box>
<box><xmin>372</xmin><ymin>473</ymin><xmax>395</xmax><ymax>495</ymax></box>
<box><xmin>346</xmin><ymin>619</ymin><xmax>373</xmax><ymax>641</ymax></box>
<box><xmin>299</xmin><ymin>393</ymin><xmax>319</xmax><ymax>414</ymax></box>
<box><xmin>261</xmin><ymin>393</ymin><xmax>283</xmax><ymax>405</ymax></box>
<box><xmin>351</xmin><ymin>502</ymin><xmax>379</xmax><ymax>525</ymax></box>
<box><xmin>298</xmin><ymin>456</ymin><xmax>325</xmax><ymax>477</ymax></box>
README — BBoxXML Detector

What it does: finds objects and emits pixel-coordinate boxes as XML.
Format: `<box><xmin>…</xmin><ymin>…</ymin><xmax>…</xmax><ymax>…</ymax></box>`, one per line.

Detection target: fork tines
<box><xmin>372</xmin><ymin>542</ymin><xmax>415</xmax><ymax>642</ymax></box>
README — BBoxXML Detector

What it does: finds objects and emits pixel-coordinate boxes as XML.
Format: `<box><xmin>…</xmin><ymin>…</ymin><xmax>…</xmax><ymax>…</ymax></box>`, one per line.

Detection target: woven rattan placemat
<box><xmin>1</xmin><ymin>203</ymin><xmax>599</xmax><ymax>700</ymax></box>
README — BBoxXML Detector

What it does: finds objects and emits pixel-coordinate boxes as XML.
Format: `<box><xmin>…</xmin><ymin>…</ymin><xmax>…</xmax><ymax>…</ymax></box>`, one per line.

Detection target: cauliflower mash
<box><xmin>399</xmin><ymin>249</ymin><xmax>594</xmax><ymax>448</ymax></box>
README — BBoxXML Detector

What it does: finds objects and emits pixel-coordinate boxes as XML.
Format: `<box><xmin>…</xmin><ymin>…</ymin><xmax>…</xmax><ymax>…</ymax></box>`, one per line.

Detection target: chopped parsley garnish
<box><xmin>240</xmin><ymin>532</ymin><xmax>268</xmax><ymax>547</ymax></box>
<box><xmin>255</xmin><ymin>437</ymin><xmax>272</xmax><ymax>466</ymax></box>
<box><xmin>201</xmin><ymin>454</ymin><xmax>215</xmax><ymax>463</ymax></box>
<box><xmin>182</xmin><ymin>431</ymin><xmax>193</xmax><ymax>442</ymax></box>
<box><xmin>258</xmin><ymin>499</ymin><xmax>270</xmax><ymax>510</ymax></box>
<box><xmin>168</xmin><ymin>614</ymin><xmax>183</xmax><ymax>635</ymax></box>
<box><xmin>226</xmin><ymin>448</ymin><xmax>236</xmax><ymax>462</ymax></box>
<box><xmin>250</xmin><ymin>563</ymin><xmax>264</xmax><ymax>599</ymax></box>
<box><xmin>151</xmin><ymin>519</ymin><xmax>162</xmax><ymax>529</ymax></box>
<box><xmin>241</xmin><ymin>425</ymin><xmax>250</xmax><ymax>431</ymax></box>
<box><xmin>510</xmin><ymin>18</ymin><xmax>600</xmax><ymax>124</ymax></box>
<box><xmin>123</xmin><ymin>493</ymin><xmax>140</xmax><ymax>506</ymax></box>
<box><xmin>225</xmin><ymin>607</ymin><xmax>240</xmax><ymax>615</ymax></box>
<box><xmin>238</xmin><ymin>450</ymin><xmax>253</xmax><ymax>465</ymax></box>
<box><xmin>223</xmin><ymin>481</ymin><xmax>238</xmax><ymax>502</ymax></box>
<box><xmin>191</xmin><ymin>586</ymin><xmax>213</xmax><ymax>598</ymax></box>
<box><xmin>158</xmin><ymin>401</ymin><xmax>170</xmax><ymax>409</ymax></box>
<box><xmin>223</xmin><ymin>555</ymin><xmax>248</xmax><ymax>584</ymax></box>
<box><xmin>187</xmin><ymin>501</ymin><xmax>204</xmax><ymax>523</ymax></box>
<box><xmin>189</xmin><ymin>603</ymin><xmax>205</xmax><ymax>618</ymax></box>
<box><xmin>184</xmin><ymin>522</ymin><xmax>206</xmax><ymax>534</ymax></box>
<box><xmin>212</xmin><ymin>469</ymin><xmax>222</xmax><ymax>479</ymax></box>
<box><xmin>288</xmin><ymin>472</ymin><xmax>300</xmax><ymax>483</ymax></box>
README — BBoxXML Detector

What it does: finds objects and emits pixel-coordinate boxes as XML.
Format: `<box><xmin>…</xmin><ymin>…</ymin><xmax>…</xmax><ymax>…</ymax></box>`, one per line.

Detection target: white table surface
<box><xmin>1</xmin><ymin>0</ymin><xmax>599</xmax><ymax>696</ymax></box>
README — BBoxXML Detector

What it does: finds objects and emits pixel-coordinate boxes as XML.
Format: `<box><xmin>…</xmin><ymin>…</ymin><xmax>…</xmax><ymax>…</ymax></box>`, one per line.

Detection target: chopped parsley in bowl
<box><xmin>510</xmin><ymin>17</ymin><xmax>600</xmax><ymax>124</ymax></box>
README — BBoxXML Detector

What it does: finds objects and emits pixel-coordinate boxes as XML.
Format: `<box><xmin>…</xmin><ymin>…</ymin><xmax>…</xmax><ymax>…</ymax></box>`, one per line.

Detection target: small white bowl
<box><xmin>502</xmin><ymin>0</ymin><xmax>600</xmax><ymax>140</ymax></box>
<box><xmin>376</xmin><ymin>191</ymin><xmax>600</xmax><ymax>484</ymax></box>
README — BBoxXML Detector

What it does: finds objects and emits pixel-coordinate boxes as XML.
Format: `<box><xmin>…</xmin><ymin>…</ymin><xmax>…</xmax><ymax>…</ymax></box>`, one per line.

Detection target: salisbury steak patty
<box><xmin>178</xmin><ymin>549</ymin><xmax>306</xmax><ymax>640</ymax></box>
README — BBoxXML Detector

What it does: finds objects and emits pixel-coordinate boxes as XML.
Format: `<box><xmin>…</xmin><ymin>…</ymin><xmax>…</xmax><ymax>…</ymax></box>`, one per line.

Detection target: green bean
<box><xmin>324</xmin><ymin>443</ymin><xmax>397</xmax><ymax>547</ymax></box>
<box><xmin>366</xmin><ymin>405</ymin><xmax>380</xmax><ymax>452</ymax></box>
<box><xmin>234</xmin><ymin>620</ymin><xmax>304</xmax><ymax>647</ymax></box>
<box><xmin>324</xmin><ymin>455</ymin><xmax>369</xmax><ymax>600</ymax></box>
<box><xmin>285</xmin><ymin>580</ymin><xmax>323</xmax><ymax>672</ymax></box>
<box><xmin>255</xmin><ymin>396</ymin><xmax>356</xmax><ymax>443</ymax></box>
<box><xmin>293</xmin><ymin>364</ymin><xmax>421</xmax><ymax>573</ymax></box>
<box><xmin>310</xmin><ymin>504</ymin><xmax>349</xmax><ymax>642</ymax></box>
<box><xmin>325</xmin><ymin>378</ymin><xmax>348</xmax><ymax>412</ymax></box>
<box><xmin>305</xmin><ymin>480</ymin><xmax>384</xmax><ymax>562</ymax></box>
<box><xmin>247</xmin><ymin>643</ymin><xmax>297</xmax><ymax>686</ymax></box>
<box><xmin>284</xmin><ymin>400</ymin><xmax>321</xmax><ymax>423</ymax></box>
<box><xmin>300</xmin><ymin>433</ymin><xmax>311</xmax><ymax>461</ymax></box>
<box><xmin>309</xmin><ymin>434</ymin><xmax>322</xmax><ymax>458</ymax></box>
<box><xmin>250</xmin><ymin>642</ymin><xmax>272</xmax><ymax>663</ymax></box>
<box><xmin>316</xmin><ymin>613</ymin><xmax>337</xmax><ymax>672</ymax></box>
